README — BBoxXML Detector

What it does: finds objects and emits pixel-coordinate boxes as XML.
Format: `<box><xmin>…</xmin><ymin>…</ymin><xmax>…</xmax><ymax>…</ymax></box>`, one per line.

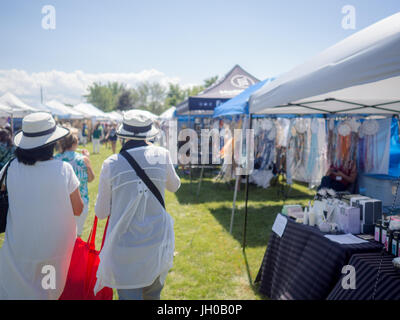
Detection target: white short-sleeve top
<box><xmin>0</xmin><ymin>159</ymin><xmax>79</xmax><ymax>300</ymax></box>
<box><xmin>94</xmin><ymin>145</ymin><xmax>181</xmax><ymax>292</ymax></box>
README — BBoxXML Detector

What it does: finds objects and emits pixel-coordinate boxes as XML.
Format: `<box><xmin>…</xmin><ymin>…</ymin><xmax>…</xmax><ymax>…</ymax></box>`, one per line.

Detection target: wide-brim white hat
<box><xmin>116</xmin><ymin>109</ymin><xmax>159</xmax><ymax>140</ymax></box>
<box><xmin>14</xmin><ymin>112</ymin><xmax>70</xmax><ymax>150</ymax></box>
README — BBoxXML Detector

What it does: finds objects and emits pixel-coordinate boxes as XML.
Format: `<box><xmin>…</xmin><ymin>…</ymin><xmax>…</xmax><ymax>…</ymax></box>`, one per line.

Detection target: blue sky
<box><xmin>0</xmin><ymin>0</ymin><xmax>399</xmax><ymax>104</ymax></box>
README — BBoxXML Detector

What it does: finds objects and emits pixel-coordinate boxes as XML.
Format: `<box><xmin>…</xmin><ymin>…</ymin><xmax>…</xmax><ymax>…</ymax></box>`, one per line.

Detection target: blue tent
<box><xmin>213</xmin><ymin>79</ymin><xmax>273</xmax><ymax>118</ymax></box>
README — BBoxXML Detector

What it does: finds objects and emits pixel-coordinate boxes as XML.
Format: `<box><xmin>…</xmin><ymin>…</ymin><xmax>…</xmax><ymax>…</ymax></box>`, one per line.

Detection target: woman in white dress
<box><xmin>0</xmin><ymin>112</ymin><xmax>84</xmax><ymax>300</ymax></box>
<box><xmin>94</xmin><ymin>110</ymin><xmax>181</xmax><ymax>300</ymax></box>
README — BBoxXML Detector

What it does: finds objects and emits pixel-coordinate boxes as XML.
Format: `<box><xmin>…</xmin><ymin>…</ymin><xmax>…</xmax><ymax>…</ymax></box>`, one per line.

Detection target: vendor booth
<box><xmin>0</xmin><ymin>92</ymin><xmax>37</xmax><ymax>132</ymax></box>
<box><xmin>246</xmin><ymin>13</ymin><xmax>400</xmax><ymax>300</ymax></box>
<box><xmin>176</xmin><ymin>65</ymin><xmax>260</xmax><ymax>170</ymax></box>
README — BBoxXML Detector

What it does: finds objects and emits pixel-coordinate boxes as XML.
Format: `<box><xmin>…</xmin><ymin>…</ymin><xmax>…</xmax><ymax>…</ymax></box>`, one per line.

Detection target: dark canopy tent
<box><xmin>176</xmin><ymin>64</ymin><xmax>260</xmax><ymax>115</ymax></box>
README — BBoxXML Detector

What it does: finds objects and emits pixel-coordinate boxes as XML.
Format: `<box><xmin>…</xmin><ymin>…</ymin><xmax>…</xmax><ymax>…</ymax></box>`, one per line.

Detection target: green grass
<box><xmin>0</xmin><ymin>141</ymin><xmax>315</xmax><ymax>300</ymax></box>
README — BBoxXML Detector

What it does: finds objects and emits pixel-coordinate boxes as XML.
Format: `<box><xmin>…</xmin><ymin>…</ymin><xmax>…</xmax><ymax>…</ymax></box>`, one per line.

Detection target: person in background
<box><xmin>94</xmin><ymin>110</ymin><xmax>181</xmax><ymax>300</ymax></box>
<box><xmin>92</xmin><ymin>122</ymin><xmax>103</xmax><ymax>154</ymax></box>
<box><xmin>81</xmin><ymin>122</ymin><xmax>88</xmax><ymax>146</ymax></box>
<box><xmin>318</xmin><ymin>159</ymin><xmax>357</xmax><ymax>192</ymax></box>
<box><xmin>0</xmin><ymin>112</ymin><xmax>83</xmax><ymax>299</ymax></box>
<box><xmin>0</xmin><ymin>128</ymin><xmax>15</xmax><ymax>170</ymax></box>
<box><xmin>106</xmin><ymin>123</ymin><xmax>118</xmax><ymax>154</ymax></box>
<box><xmin>56</xmin><ymin>128</ymin><xmax>95</xmax><ymax>237</ymax></box>
<box><xmin>103</xmin><ymin>123</ymin><xmax>110</xmax><ymax>149</ymax></box>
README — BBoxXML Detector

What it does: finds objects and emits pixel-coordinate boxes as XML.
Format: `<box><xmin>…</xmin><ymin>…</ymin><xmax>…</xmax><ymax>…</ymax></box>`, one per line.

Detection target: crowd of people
<box><xmin>79</xmin><ymin>121</ymin><xmax>118</xmax><ymax>155</ymax></box>
<box><xmin>0</xmin><ymin>110</ymin><xmax>181</xmax><ymax>300</ymax></box>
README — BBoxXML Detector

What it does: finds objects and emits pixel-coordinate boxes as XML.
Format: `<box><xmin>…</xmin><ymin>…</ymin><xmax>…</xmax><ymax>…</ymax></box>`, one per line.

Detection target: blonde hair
<box><xmin>59</xmin><ymin>127</ymin><xmax>79</xmax><ymax>153</ymax></box>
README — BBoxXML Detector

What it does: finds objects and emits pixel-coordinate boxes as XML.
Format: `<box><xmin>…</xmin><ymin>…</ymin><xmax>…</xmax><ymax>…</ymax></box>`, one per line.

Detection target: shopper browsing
<box><xmin>0</xmin><ymin>112</ymin><xmax>83</xmax><ymax>299</ymax></box>
<box><xmin>94</xmin><ymin>110</ymin><xmax>181</xmax><ymax>300</ymax></box>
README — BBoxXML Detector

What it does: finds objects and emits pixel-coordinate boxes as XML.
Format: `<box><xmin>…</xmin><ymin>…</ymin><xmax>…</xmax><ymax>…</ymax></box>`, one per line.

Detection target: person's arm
<box><xmin>165</xmin><ymin>150</ymin><xmax>181</xmax><ymax>193</ymax></box>
<box><xmin>83</xmin><ymin>156</ymin><xmax>95</xmax><ymax>183</ymax></box>
<box><xmin>65</xmin><ymin>162</ymin><xmax>83</xmax><ymax>216</ymax></box>
<box><xmin>337</xmin><ymin>166</ymin><xmax>357</xmax><ymax>184</ymax></box>
<box><xmin>95</xmin><ymin>161</ymin><xmax>112</xmax><ymax>219</ymax></box>
<box><xmin>70</xmin><ymin>188</ymin><xmax>84</xmax><ymax>216</ymax></box>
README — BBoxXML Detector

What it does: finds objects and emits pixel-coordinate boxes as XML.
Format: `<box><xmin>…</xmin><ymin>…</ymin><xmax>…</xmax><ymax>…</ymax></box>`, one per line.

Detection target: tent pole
<box><xmin>230</xmin><ymin>174</ymin><xmax>240</xmax><ymax>234</ymax></box>
<box><xmin>242</xmin><ymin>113</ymin><xmax>253</xmax><ymax>251</ymax></box>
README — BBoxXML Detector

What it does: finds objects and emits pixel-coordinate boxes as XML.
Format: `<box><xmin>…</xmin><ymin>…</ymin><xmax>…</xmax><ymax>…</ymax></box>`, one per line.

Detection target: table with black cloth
<box><xmin>327</xmin><ymin>252</ymin><xmax>400</xmax><ymax>300</ymax></box>
<box><xmin>255</xmin><ymin>214</ymin><xmax>383</xmax><ymax>300</ymax></box>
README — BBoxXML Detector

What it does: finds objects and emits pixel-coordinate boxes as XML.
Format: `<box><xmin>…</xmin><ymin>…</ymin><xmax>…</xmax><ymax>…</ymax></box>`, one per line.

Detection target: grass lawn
<box><xmin>0</xmin><ymin>141</ymin><xmax>315</xmax><ymax>300</ymax></box>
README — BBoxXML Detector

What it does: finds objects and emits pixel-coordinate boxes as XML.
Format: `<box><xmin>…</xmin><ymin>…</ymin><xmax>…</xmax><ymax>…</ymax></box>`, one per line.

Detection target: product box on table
<box><xmin>357</xmin><ymin>199</ymin><xmax>383</xmax><ymax>235</ymax></box>
<box><xmin>337</xmin><ymin>204</ymin><xmax>361</xmax><ymax>234</ymax></box>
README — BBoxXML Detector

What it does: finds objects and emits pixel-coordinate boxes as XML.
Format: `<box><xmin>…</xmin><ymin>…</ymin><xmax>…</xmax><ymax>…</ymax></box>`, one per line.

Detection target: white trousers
<box><xmin>75</xmin><ymin>203</ymin><xmax>89</xmax><ymax>236</ymax></box>
<box><xmin>93</xmin><ymin>138</ymin><xmax>100</xmax><ymax>154</ymax></box>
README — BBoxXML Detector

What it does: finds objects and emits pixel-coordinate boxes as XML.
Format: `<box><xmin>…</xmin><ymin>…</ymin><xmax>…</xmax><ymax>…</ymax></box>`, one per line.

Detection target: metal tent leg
<box><xmin>230</xmin><ymin>174</ymin><xmax>240</xmax><ymax>234</ymax></box>
<box><xmin>196</xmin><ymin>166</ymin><xmax>205</xmax><ymax>197</ymax></box>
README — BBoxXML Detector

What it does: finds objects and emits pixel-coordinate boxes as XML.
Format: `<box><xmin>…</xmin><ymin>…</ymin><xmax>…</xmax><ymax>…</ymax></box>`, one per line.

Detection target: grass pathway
<box><xmin>0</xmin><ymin>142</ymin><xmax>315</xmax><ymax>299</ymax></box>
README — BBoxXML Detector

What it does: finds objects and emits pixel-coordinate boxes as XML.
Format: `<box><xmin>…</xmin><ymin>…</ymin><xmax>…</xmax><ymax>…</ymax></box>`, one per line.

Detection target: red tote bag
<box><xmin>59</xmin><ymin>216</ymin><xmax>113</xmax><ymax>300</ymax></box>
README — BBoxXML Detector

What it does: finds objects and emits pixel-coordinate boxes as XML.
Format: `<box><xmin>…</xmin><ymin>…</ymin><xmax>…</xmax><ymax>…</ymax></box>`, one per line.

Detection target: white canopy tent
<box><xmin>159</xmin><ymin>106</ymin><xmax>176</xmax><ymax>120</ymax></box>
<box><xmin>237</xmin><ymin>13</ymin><xmax>400</xmax><ymax>250</ymax></box>
<box><xmin>46</xmin><ymin>100</ymin><xmax>85</xmax><ymax>119</ymax></box>
<box><xmin>105</xmin><ymin>111</ymin><xmax>123</xmax><ymax>122</ymax></box>
<box><xmin>73</xmin><ymin>103</ymin><xmax>110</xmax><ymax>121</ymax></box>
<box><xmin>250</xmin><ymin>12</ymin><xmax>400</xmax><ymax>115</ymax></box>
<box><xmin>0</xmin><ymin>92</ymin><xmax>37</xmax><ymax>117</ymax></box>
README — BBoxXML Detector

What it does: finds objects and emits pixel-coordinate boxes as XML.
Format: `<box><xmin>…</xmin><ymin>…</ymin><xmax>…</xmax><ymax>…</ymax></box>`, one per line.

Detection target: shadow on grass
<box><xmin>175</xmin><ymin>178</ymin><xmax>314</xmax><ymax>205</ymax></box>
<box><xmin>242</xmin><ymin>249</ymin><xmax>268</xmax><ymax>300</ymax></box>
<box><xmin>209</xmin><ymin>204</ymin><xmax>281</xmax><ymax>248</ymax></box>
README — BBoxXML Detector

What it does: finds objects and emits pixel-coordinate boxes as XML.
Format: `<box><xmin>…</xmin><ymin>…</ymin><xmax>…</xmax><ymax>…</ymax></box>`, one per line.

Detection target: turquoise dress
<box><xmin>55</xmin><ymin>151</ymin><xmax>89</xmax><ymax>205</ymax></box>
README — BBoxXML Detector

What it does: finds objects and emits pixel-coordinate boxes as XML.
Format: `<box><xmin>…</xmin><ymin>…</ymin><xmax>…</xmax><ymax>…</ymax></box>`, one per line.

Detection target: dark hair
<box><xmin>0</xmin><ymin>129</ymin><xmax>12</xmax><ymax>147</ymax></box>
<box><xmin>15</xmin><ymin>143</ymin><xmax>55</xmax><ymax>165</ymax></box>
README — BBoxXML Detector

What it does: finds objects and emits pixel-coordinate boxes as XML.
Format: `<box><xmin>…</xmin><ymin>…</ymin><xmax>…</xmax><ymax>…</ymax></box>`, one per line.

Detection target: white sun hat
<box><xmin>14</xmin><ymin>112</ymin><xmax>70</xmax><ymax>150</ymax></box>
<box><xmin>116</xmin><ymin>109</ymin><xmax>159</xmax><ymax>140</ymax></box>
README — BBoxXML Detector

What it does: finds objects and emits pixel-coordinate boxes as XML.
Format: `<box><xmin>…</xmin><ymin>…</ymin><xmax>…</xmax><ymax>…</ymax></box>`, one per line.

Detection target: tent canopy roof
<box><xmin>159</xmin><ymin>107</ymin><xmax>176</xmax><ymax>120</ymax></box>
<box><xmin>73</xmin><ymin>103</ymin><xmax>109</xmax><ymax>120</ymax></box>
<box><xmin>213</xmin><ymin>79</ymin><xmax>272</xmax><ymax>118</ymax></box>
<box><xmin>45</xmin><ymin>100</ymin><xmax>85</xmax><ymax>119</ymax></box>
<box><xmin>249</xmin><ymin>13</ymin><xmax>400</xmax><ymax>115</ymax></box>
<box><xmin>106</xmin><ymin>111</ymin><xmax>123</xmax><ymax>122</ymax></box>
<box><xmin>0</xmin><ymin>92</ymin><xmax>36</xmax><ymax>117</ymax></box>
<box><xmin>176</xmin><ymin>65</ymin><xmax>260</xmax><ymax>115</ymax></box>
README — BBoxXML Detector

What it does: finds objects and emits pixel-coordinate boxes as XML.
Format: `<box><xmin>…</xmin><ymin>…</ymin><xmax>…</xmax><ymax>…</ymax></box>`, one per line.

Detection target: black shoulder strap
<box><xmin>120</xmin><ymin>150</ymin><xmax>165</xmax><ymax>209</ymax></box>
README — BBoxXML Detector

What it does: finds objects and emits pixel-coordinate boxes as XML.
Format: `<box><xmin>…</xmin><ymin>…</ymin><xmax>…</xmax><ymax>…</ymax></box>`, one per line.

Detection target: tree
<box><xmin>117</xmin><ymin>89</ymin><xmax>137</xmax><ymax>111</ymax></box>
<box><xmin>185</xmin><ymin>85</ymin><xmax>204</xmax><ymax>97</ymax></box>
<box><xmin>165</xmin><ymin>83</ymin><xmax>186</xmax><ymax>108</ymax></box>
<box><xmin>84</xmin><ymin>82</ymin><xmax>125</xmax><ymax>112</ymax></box>
<box><xmin>204</xmin><ymin>75</ymin><xmax>218</xmax><ymax>88</ymax></box>
<box><xmin>134</xmin><ymin>82</ymin><xmax>167</xmax><ymax>115</ymax></box>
